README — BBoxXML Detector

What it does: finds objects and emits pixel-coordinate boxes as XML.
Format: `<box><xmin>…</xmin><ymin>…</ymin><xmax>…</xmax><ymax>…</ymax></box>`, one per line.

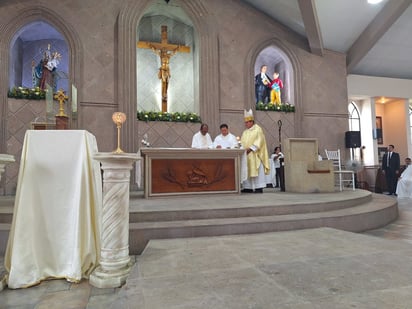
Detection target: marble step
<box><xmin>0</xmin><ymin>192</ymin><xmax>398</xmax><ymax>256</ymax></box>
<box><xmin>129</xmin><ymin>193</ymin><xmax>372</xmax><ymax>223</ymax></box>
<box><xmin>129</xmin><ymin>194</ymin><xmax>398</xmax><ymax>254</ymax></box>
<box><xmin>0</xmin><ymin>192</ymin><xmax>373</xmax><ymax>224</ymax></box>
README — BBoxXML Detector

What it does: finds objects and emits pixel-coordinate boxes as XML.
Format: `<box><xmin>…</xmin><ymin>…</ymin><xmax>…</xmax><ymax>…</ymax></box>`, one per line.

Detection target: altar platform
<box><xmin>127</xmin><ymin>189</ymin><xmax>398</xmax><ymax>254</ymax></box>
<box><xmin>0</xmin><ymin>189</ymin><xmax>398</xmax><ymax>257</ymax></box>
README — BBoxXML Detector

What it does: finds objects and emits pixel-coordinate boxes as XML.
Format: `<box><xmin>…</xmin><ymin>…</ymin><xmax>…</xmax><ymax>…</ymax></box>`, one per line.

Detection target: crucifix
<box><xmin>137</xmin><ymin>25</ymin><xmax>190</xmax><ymax>112</ymax></box>
<box><xmin>54</xmin><ymin>89</ymin><xmax>68</xmax><ymax>117</ymax></box>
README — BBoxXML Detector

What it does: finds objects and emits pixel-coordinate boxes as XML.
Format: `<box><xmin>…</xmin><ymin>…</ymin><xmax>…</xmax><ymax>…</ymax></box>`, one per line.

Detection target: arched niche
<box><xmin>247</xmin><ymin>39</ymin><xmax>303</xmax><ymax>137</ymax></box>
<box><xmin>118</xmin><ymin>0</ymin><xmax>218</xmax><ymax>152</ymax></box>
<box><xmin>137</xmin><ymin>5</ymin><xmax>197</xmax><ymax>113</ymax></box>
<box><xmin>0</xmin><ymin>6</ymin><xmax>82</xmax><ymax>193</ymax></box>
<box><xmin>9</xmin><ymin>21</ymin><xmax>69</xmax><ymax>93</ymax></box>
<box><xmin>0</xmin><ymin>5</ymin><xmax>83</xmax><ymax>146</ymax></box>
<box><xmin>254</xmin><ymin>45</ymin><xmax>295</xmax><ymax>105</ymax></box>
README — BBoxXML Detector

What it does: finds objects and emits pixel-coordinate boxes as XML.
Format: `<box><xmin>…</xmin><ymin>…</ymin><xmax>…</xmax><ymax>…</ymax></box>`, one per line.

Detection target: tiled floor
<box><xmin>0</xmin><ymin>196</ymin><xmax>411</xmax><ymax>309</ymax></box>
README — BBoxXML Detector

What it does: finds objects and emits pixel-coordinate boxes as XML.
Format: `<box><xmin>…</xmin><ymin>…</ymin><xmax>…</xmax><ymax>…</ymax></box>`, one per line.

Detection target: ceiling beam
<box><xmin>297</xmin><ymin>0</ymin><xmax>324</xmax><ymax>56</ymax></box>
<box><xmin>346</xmin><ymin>0</ymin><xmax>412</xmax><ymax>73</ymax></box>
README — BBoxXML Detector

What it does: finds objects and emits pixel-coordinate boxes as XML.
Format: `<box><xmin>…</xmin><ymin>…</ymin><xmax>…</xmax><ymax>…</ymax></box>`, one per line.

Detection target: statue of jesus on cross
<box><xmin>137</xmin><ymin>25</ymin><xmax>190</xmax><ymax>112</ymax></box>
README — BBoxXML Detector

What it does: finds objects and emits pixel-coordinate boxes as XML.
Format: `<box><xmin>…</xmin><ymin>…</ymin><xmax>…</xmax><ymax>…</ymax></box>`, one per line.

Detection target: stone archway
<box><xmin>0</xmin><ymin>6</ymin><xmax>83</xmax><ymax>194</ymax></box>
<box><xmin>117</xmin><ymin>0</ymin><xmax>219</xmax><ymax>154</ymax></box>
<box><xmin>243</xmin><ymin>39</ymin><xmax>303</xmax><ymax>151</ymax></box>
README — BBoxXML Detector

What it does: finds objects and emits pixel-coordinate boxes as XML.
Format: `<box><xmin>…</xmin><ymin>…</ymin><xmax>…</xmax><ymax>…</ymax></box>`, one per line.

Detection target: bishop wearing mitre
<box><xmin>240</xmin><ymin>109</ymin><xmax>270</xmax><ymax>193</ymax></box>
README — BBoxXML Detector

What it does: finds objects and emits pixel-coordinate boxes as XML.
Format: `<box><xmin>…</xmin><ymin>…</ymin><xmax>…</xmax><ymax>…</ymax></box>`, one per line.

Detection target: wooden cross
<box><xmin>137</xmin><ymin>25</ymin><xmax>190</xmax><ymax>112</ymax></box>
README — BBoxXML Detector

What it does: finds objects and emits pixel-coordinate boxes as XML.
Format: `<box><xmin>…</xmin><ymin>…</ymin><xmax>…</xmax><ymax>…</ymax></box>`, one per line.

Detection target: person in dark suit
<box><xmin>381</xmin><ymin>144</ymin><xmax>400</xmax><ymax>195</ymax></box>
<box><xmin>254</xmin><ymin>65</ymin><xmax>271</xmax><ymax>104</ymax></box>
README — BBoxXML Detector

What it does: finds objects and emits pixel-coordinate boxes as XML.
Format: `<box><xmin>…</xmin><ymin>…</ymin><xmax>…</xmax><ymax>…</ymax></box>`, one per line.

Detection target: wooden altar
<box><xmin>140</xmin><ymin>148</ymin><xmax>245</xmax><ymax>198</ymax></box>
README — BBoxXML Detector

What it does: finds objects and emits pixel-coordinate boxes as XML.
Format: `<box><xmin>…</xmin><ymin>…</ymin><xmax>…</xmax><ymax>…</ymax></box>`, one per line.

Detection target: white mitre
<box><xmin>244</xmin><ymin>109</ymin><xmax>254</xmax><ymax>122</ymax></box>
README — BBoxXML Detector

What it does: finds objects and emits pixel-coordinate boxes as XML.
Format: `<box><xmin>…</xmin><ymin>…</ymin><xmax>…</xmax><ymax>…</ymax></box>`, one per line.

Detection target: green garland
<box><xmin>8</xmin><ymin>86</ymin><xmax>46</xmax><ymax>100</ymax></box>
<box><xmin>256</xmin><ymin>102</ymin><xmax>295</xmax><ymax>112</ymax></box>
<box><xmin>8</xmin><ymin>88</ymin><xmax>294</xmax><ymax>117</ymax></box>
<box><xmin>137</xmin><ymin>111</ymin><xmax>201</xmax><ymax>123</ymax></box>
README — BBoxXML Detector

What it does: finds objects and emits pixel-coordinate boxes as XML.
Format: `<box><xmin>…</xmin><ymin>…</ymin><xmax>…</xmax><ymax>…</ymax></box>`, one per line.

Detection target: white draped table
<box><xmin>4</xmin><ymin>130</ymin><xmax>102</xmax><ymax>289</ymax></box>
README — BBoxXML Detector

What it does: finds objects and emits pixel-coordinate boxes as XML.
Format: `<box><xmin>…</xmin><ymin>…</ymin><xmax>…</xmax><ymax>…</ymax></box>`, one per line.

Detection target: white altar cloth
<box><xmin>5</xmin><ymin>130</ymin><xmax>102</xmax><ymax>289</ymax></box>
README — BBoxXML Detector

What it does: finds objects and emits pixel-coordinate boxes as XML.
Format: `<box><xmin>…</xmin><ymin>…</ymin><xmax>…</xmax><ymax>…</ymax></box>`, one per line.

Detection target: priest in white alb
<box><xmin>213</xmin><ymin>123</ymin><xmax>238</xmax><ymax>149</ymax></box>
<box><xmin>191</xmin><ymin>123</ymin><xmax>213</xmax><ymax>149</ymax></box>
<box><xmin>396</xmin><ymin>162</ymin><xmax>412</xmax><ymax>198</ymax></box>
<box><xmin>240</xmin><ymin>109</ymin><xmax>270</xmax><ymax>193</ymax></box>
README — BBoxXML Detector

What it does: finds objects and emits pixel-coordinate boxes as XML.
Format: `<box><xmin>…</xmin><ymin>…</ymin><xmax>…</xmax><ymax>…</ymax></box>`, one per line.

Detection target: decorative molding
<box><xmin>81</xmin><ymin>102</ymin><xmax>117</xmax><ymax>108</ymax></box>
<box><xmin>304</xmin><ymin>112</ymin><xmax>349</xmax><ymax>118</ymax></box>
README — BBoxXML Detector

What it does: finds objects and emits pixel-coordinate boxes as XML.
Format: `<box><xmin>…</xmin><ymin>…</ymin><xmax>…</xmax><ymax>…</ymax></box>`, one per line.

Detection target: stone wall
<box><xmin>0</xmin><ymin>0</ymin><xmax>349</xmax><ymax>194</ymax></box>
<box><xmin>5</xmin><ymin>98</ymin><xmax>51</xmax><ymax>194</ymax></box>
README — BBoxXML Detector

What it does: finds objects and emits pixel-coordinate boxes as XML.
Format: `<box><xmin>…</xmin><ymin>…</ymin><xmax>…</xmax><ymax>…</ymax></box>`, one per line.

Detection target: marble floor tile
<box><xmin>0</xmin><ymin>197</ymin><xmax>411</xmax><ymax>308</ymax></box>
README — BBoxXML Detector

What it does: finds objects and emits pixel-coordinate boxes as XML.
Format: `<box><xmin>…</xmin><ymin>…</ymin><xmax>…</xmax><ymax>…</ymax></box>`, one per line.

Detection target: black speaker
<box><xmin>345</xmin><ymin>131</ymin><xmax>361</xmax><ymax>148</ymax></box>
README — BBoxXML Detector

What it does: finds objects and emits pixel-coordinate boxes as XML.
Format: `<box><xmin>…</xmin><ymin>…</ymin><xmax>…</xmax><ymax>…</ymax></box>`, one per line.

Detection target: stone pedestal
<box><xmin>284</xmin><ymin>138</ymin><xmax>334</xmax><ymax>193</ymax></box>
<box><xmin>0</xmin><ymin>154</ymin><xmax>15</xmax><ymax>182</ymax></box>
<box><xmin>0</xmin><ymin>154</ymin><xmax>14</xmax><ymax>291</ymax></box>
<box><xmin>89</xmin><ymin>152</ymin><xmax>140</xmax><ymax>288</ymax></box>
<box><xmin>55</xmin><ymin>116</ymin><xmax>69</xmax><ymax>129</ymax></box>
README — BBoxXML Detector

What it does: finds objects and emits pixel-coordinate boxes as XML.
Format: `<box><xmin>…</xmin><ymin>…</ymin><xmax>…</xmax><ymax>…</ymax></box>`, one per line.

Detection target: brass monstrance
<box><xmin>112</xmin><ymin>112</ymin><xmax>126</xmax><ymax>154</ymax></box>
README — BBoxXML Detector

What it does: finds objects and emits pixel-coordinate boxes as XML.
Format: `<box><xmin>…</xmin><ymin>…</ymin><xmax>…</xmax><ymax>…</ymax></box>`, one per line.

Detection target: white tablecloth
<box><xmin>5</xmin><ymin>130</ymin><xmax>102</xmax><ymax>289</ymax></box>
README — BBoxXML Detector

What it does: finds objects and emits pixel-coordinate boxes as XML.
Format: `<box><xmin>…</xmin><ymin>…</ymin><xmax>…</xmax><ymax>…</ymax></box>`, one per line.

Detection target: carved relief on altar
<box><xmin>151</xmin><ymin>158</ymin><xmax>236</xmax><ymax>194</ymax></box>
<box><xmin>162</xmin><ymin>163</ymin><xmax>228</xmax><ymax>189</ymax></box>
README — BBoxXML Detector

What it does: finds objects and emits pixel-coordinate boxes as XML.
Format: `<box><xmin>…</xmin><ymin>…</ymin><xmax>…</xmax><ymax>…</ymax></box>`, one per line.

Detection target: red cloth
<box><xmin>269</xmin><ymin>78</ymin><xmax>283</xmax><ymax>89</ymax></box>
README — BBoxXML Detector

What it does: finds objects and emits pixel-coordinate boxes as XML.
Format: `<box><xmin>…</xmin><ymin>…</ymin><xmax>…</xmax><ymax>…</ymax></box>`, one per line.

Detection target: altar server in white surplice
<box><xmin>396</xmin><ymin>164</ymin><xmax>412</xmax><ymax>198</ymax></box>
<box><xmin>213</xmin><ymin>123</ymin><xmax>238</xmax><ymax>149</ymax></box>
<box><xmin>191</xmin><ymin>123</ymin><xmax>213</xmax><ymax>149</ymax></box>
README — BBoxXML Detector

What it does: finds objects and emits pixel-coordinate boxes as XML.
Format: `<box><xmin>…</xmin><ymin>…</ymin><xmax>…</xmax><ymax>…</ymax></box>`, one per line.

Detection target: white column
<box><xmin>0</xmin><ymin>154</ymin><xmax>15</xmax><ymax>182</ymax></box>
<box><xmin>0</xmin><ymin>154</ymin><xmax>14</xmax><ymax>291</ymax></box>
<box><xmin>89</xmin><ymin>152</ymin><xmax>140</xmax><ymax>288</ymax></box>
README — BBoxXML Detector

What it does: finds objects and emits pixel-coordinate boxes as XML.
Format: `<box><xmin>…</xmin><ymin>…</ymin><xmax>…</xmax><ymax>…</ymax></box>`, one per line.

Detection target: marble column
<box><xmin>0</xmin><ymin>154</ymin><xmax>14</xmax><ymax>291</ymax></box>
<box><xmin>89</xmin><ymin>152</ymin><xmax>140</xmax><ymax>288</ymax></box>
<box><xmin>0</xmin><ymin>153</ymin><xmax>15</xmax><ymax>180</ymax></box>
<box><xmin>0</xmin><ymin>154</ymin><xmax>15</xmax><ymax>182</ymax></box>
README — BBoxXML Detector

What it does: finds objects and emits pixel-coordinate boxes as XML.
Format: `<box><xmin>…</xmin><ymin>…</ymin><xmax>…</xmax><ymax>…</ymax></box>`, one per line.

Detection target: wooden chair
<box><xmin>325</xmin><ymin>149</ymin><xmax>355</xmax><ymax>191</ymax></box>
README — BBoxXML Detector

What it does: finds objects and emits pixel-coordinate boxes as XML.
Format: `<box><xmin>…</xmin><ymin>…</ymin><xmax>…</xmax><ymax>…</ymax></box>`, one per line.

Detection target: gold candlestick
<box><xmin>112</xmin><ymin>112</ymin><xmax>126</xmax><ymax>154</ymax></box>
<box><xmin>54</xmin><ymin>89</ymin><xmax>68</xmax><ymax>117</ymax></box>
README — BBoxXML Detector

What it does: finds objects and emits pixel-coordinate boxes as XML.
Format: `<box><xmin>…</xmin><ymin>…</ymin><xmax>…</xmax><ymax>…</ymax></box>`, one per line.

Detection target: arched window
<box><xmin>409</xmin><ymin>104</ymin><xmax>412</xmax><ymax>144</ymax></box>
<box><xmin>348</xmin><ymin>101</ymin><xmax>361</xmax><ymax>131</ymax></box>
